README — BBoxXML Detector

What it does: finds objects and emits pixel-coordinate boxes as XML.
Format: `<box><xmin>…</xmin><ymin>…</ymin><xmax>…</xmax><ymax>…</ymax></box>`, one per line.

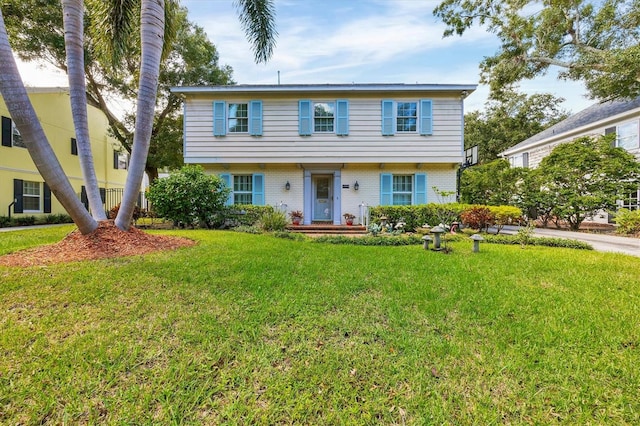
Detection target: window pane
<box><xmin>617</xmin><ymin>122</ymin><xmax>639</xmax><ymax>150</ymax></box>
<box><xmin>234</xmin><ymin>193</ymin><xmax>252</xmax><ymax>204</ymax></box>
<box><xmin>12</xmin><ymin>123</ymin><xmax>25</xmax><ymax>148</ymax></box>
<box><xmin>396</xmin><ymin>102</ymin><xmax>417</xmax><ymax>132</ymax></box>
<box><xmin>392</xmin><ymin>175</ymin><xmax>412</xmax><ymax>192</ymax></box>
<box><xmin>23</xmin><ymin>181</ymin><xmax>40</xmax><ymax>211</ymax></box>
<box><xmin>229</xmin><ymin>103</ymin><xmax>248</xmax><ymax>133</ymax></box>
<box><xmin>314</xmin><ymin>102</ymin><xmax>335</xmax><ymax>132</ymax></box>
<box><xmin>392</xmin><ymin>175</ymin><xmax>412</xmax><ymax>205</ymax></box>
<box><xmin>392</xmin><ymin>194</ymin><xmax>411</xmax><ymax>205</ymax></box>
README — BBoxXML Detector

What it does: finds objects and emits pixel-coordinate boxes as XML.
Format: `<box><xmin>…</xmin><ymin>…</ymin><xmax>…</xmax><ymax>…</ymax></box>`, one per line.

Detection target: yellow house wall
<box><xmin>0</xmin><ymin>88</ymin><xmax>128</xmax><ymax>218</ymax></box>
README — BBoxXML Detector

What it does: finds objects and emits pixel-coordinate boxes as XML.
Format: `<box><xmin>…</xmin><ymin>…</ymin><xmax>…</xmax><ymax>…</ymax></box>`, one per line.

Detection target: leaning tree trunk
<box><xmin>115</xmin><ymin>0</ymin><xmax>164</xmax><ymax>231</ymax></box>
<box><xmin>0</xmin><ymin>10</ymin><xmax>97</xmax><ymax>234</ymax></box>
<box><xmin>62</xmin><ymin>0</ymin><xmax>107</xmax><ymax>221</ymax></box>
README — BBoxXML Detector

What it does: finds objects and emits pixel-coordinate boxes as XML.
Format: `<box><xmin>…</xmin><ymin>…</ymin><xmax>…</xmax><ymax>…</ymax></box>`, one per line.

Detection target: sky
<box><xmin>16</xmin><ymin>0</ymin><xmax>593</xmax><ymax>114</ymax></box>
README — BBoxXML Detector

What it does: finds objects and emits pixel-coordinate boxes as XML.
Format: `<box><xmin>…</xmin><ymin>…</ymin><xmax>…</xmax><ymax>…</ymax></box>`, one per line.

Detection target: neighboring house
<box><xmin>1</xmin><ymin>87</ymin><xmax>129</xmax><ymax>218</ymax></box>
<box><xmin>501</xmin><ymin>97</ymin><xmax>640</xmax><ymax>212</ymax></box>
<box><xmin>172</xmin><ymin>84</ymin><xmax>476</xmax><ymax>225</ymax></box>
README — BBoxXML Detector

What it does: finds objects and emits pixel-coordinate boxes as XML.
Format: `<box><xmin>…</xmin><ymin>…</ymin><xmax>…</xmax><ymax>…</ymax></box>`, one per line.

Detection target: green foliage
<box><xmin>464</xmin><ymin>90</ymin><xmax>569</xmax><ymax>162</ymax></box>
<box><xmin>147</xmin><ymin>165</ymin><xmax>230</xmax><ymax>228</ymax></box>
<box><xmin>535</xmin><ymin>135</ymin><xmax>640</xmax><ymax>230</ymax></box>
<box><xmin>489</xmin><ymin>205</ymin><xmax>522</xmax><ymax>233</ymax></box>
<box><xmin>0</xmin><ymin>216</ymin><xmax>12</xmax><ymax>227</ymax></box>
<box><xmin>460</xmin><ymin>206</ymin><xmax>494</xmax><ymax>231</ymax></box>
<box><xmin>434</xmin><ymin>0</ymin><xmax>640</xmax><ymax>101</ymax></box>
<box><xmin>482</xmin><ymin>234</ymin><xmax>593</xmax><ymax>250</ymax></box>
<box><xmin>369</xmin><ymin>203</ymin><xmax>467</xmax><ymax>230</ymax></box>
<box><xmin>314</xmin><ymin>234</ymin><xmax>425</xmax><ymax>246</ymax></box>
<box><xmin>258</xmin><ymin>209</ymin><xmax>288</xmax><ymax>232</ymax></box>
<box><xmin>1</xmin><ymin>1</ymin><xmax>235</xmax><ymax>178</ymax></box>
<box><xmin>41</xmin><ymin>213</ymin><xmax>73</xmax><ymax>224</ymax></box>
<box><xmin>12</xmin><ymin>216</ymin><xmax>36</xmax><ymax>226</ymax></box>
<box><xmin>460</xmin><ymin>159</ymin><xmax>525</xmax><ymax>205</ymax></box>
<box><xmin>614</xmin><ymin>209</ymin><xmax>640</xmax><ymax>235</ymax></box>
<box><xmin>227</xmin><ymin>204</ymin><xmax>275</xmax><ymax>227</ymax></box>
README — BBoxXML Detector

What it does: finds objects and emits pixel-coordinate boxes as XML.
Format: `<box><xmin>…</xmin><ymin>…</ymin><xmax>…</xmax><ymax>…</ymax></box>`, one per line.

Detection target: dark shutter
<box><xmin>99</xmin><ymin>187</ymin><xmax>106</xmax><ymax>203</ymax></box>
<box><xmin>43</xmin><ymin>183</ymin><xmax>52</xmax><ymax>213</ymax></box>
<box><xmin>523</xmin><ymin>152</ymin><xmax>529</xmax><ymax>168</ymax></box>
<box><xmin>71</xmin><ymin>138</ymin><xmax>78</xmax><ymax>155</ymax></box>
<box><xmin>113</xmin><ymin>151</ymin><xmax>119</xmax><ymax>169</ymax></box>
<box><xmin>13</xmin><ymin>179</ymin><xmax>24</xmax><ymax>213</ymax></box>
<box><xmin>2</xmin><ymin>116</ymin><xmax>12</xmax><ymax>147</ymax></box>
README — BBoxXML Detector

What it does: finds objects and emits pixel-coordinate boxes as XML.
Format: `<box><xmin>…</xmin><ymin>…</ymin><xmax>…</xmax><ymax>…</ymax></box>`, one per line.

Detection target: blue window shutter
<box><xmin>213</xmin><ymin>101</ymin><xmax>226</xmax><ymax>136</ymax></box>
<box><xmin>380</xmin><ymin>173</ymin><xmax>393</xmax><ymax>205</ymax></box>
<box><xmin>249</xmin><ymin>100</ymin><xmax>263</xmax><ymax>136</ymax></box>
<box><xmin>420</xmin><ymin>99</ymin><xmax>433</xmax><ymax>135</ymax></box>
<box><xmin>381</xmin><ymin>100</ymin><xmax>394</xmax><ymax>136</ymax></box>
<box><xmin>220</xmin><ymin>173</ymin><xmax>232</xmax><ymax>206</ymax></box>
<box><xmin>299</xmin><ymin>100</ymin><xmax>312</xmax><ymax>136</ymax></box>
<box><xmin>414</xmin><ymin>173</ymin><xmax>427</xmax><ymax>205</ymax></box>
<box><xmin>13</xmin><ymin>179</ymin><xmax>23</xmax><ymax>213</ymax></box>
<box><xmin>2</xmin><ymin>116</ymin><xmax>11</xmax><ymax>147</ymax></box>
<box><xmin>252</xmin><ymin>173</ymin><xmax>265</xmax><ymax>205</ymax></box>
<box><xmin>336</xmin><ymin>99</ymin><xmax>349</xmax><ymax>136</ymax></box>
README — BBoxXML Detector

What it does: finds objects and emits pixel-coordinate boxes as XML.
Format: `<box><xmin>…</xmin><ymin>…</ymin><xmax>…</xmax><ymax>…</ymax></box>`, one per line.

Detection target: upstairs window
<box><xmin>113</xmin><ymin>151</ymin><xmax>129</xmax><ymax>170</ymax></box>
<box><xmin>396</xmin><ymin>102</ymin><xmax>417</xmax><ymax>132</ymax></box>
<box><xmin>314</xmin><ymin>102</ymin><xmax>335</xmax><ymax>132</ymax></box>
<box><xmin>299</xmin><ymin>100</ymin><xmax>349</xmax><ymax>136</ymax></box>
<box><xmin>616</xmin><ymin>121</ymin><xmax>639</xmax><ymax>150</ymax></box>
<box><xmin>1</xmin><ymin>116</ymin><xmax>25</xmax><ymax>148</ymax></box>
<box><xmin>381</xmin><ymin>99</ymin><xmax>432</xmax><ymax>136</ymax></box>
<box><xmin>228</xmin><ymin>103</ymin><xmax>249</xmax><ymax>133</ymax></box>
<box><xmin>213</xmin><ymin>101</ymin><xmax>263</xmax><ymax>136</ymax></box>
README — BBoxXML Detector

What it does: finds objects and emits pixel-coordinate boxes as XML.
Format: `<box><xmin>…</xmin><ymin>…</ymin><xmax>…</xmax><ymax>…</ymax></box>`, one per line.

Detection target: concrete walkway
<box><xmin>0</xmin><ymin>223</ymin><xmax>71</xmax><ymax>233</ymax></box>
<box><xmin>496</xmin><ymin>225</ymin><xmax>640</xmax><ymax>257</ymax></box>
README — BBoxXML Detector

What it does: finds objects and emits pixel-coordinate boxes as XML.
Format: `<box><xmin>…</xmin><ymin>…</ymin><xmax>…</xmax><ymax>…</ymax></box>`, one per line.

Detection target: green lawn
<box><xmin>1</xmin><ymin>227</ymin><xmax>639</xmax><ymax>424</ymax></box>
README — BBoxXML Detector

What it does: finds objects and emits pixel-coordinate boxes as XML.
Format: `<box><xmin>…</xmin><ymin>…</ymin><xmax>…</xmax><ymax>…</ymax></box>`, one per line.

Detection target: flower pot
<box><xmin>292</xmin><ymin>217</ymin><xmax>301</xmax><ymax>225</ymax></box>
<box><xmin>346</xmin><ymin>219</ymin><xmax>354</xmax><ymax>226</ymax></box>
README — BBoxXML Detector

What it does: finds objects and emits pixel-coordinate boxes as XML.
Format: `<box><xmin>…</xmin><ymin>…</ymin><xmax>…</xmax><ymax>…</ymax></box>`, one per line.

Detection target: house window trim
<box><xmin>214</xmin><ymin>100</ymin><xmax>263</xmax><ymax>137</ymax></box>
<box><xmin>380</xmin><ymin>173</ymin><xmax>427</xmax><ymax>205</ymax></box>
<box><xmin>228</xmin><ymin>103</ymin><xmax>249</xmax><ymax>134</ymax></box>
<box><xmin>220</xmin><ymin>173</ymin><xmax>265</xmax><ymax>206</ymax></box>
<box><xmin>381</xmin><ymin>99</ymin><xmax>433</xmax><ymax>136</ymax></box>
<box><xmin>299</xmin><ymin>99</ymin><xmax>349</xmax><ymax>136</ymax></box>
<box><xmin>614</xmin><ymin>120</ymin><xmax>640</xmax><ymax>151</ymax></box>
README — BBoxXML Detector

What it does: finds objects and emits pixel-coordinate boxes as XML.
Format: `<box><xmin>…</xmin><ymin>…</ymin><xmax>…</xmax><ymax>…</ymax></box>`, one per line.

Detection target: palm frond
<box><xmin>234</xmin><ymin>0</ymin><xmax>277</xmax><ymax>63</ymax></box>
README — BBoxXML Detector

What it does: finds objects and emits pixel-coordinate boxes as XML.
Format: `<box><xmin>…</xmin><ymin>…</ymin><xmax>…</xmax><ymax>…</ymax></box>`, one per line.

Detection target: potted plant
<box><xmin>289</xmin><ymin>210</ymin><xmax>303</xmax><ymax>225</ymax></box>
<box><xmin>343</xmin><ymin>212</ymin><xmax>356</xmax><ymax>225</ymax></box>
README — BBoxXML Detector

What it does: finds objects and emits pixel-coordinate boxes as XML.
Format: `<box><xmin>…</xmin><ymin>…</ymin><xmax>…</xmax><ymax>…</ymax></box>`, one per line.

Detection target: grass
<box><xmin>1</xmin><ymin>227</ymin><xmax>639</xmax><ymax>424</ymax></box>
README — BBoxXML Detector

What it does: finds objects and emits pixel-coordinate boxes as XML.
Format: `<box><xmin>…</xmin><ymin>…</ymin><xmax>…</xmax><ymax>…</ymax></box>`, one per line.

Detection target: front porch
<box><xmin>287</xmin><ymin>223</ymin><xmax>368</xmax><ymax>235</ymax></box>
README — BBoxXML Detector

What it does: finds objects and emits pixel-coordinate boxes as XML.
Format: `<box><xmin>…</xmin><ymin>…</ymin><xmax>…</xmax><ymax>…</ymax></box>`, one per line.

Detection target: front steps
<box><xmin>287</xmin><ymin>223</ymin><xmax>368</xmax><ymax>235</ymax></box>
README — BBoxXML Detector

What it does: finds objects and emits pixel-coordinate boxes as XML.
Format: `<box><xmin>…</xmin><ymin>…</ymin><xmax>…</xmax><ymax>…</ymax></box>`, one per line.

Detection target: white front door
<box><xmin>312</xmin><ymin>175</ymin><xmax>333</xmax><ymax>221</ymax></box>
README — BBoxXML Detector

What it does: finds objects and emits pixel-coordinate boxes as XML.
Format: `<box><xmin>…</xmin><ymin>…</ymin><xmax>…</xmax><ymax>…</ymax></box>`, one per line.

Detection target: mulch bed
<box><xmin>0</xmin><ymin>221</ymin><xmax>195</xmax><ymax>267</ymax></box>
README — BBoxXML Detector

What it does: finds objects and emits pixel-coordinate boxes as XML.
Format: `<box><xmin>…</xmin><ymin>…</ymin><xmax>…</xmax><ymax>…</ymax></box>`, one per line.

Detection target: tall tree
<box><xmin>464</xmin><ymin>89</ymin><xmax>569</xmax><ymax>163</ymax></box>
<box><xmin>0</xmin><ymin>0</ymin><xmax>277</xmax><ymax>233</ymax></box>
<box><xmin>62</xmin><ymin>0</ymin><xmax>106</xmax><ymax>221</ymax></box>
<box><xmin>434</xmin><ymin>0</ymin><xmax>640</xmax><ymax>100</ymax></box>
<box><xmin>2</xmin><ymin>0</ymin><xmax>235</xmax><ymax>181</ymax></box>
<box><xmin>535</xmin><ymin>135</ymin><xmax>640</xmax><ymax>230</ymax></box>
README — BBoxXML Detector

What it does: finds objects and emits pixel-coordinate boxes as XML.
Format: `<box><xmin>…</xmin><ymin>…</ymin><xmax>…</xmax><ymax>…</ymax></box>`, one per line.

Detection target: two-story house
<box><xmin>172</xmin><ymin>84</ymin><xmax>476</xmax><ymax>225</ymax></box>
<box><xmin>1</xmin><ymin>87</ymin><xmax>129</xmax><ymax>219</ymax></box>
<box><xmin>501</xmin><ymin>97</ymin><xmax>640</xmax><ymax>212</ymax></box>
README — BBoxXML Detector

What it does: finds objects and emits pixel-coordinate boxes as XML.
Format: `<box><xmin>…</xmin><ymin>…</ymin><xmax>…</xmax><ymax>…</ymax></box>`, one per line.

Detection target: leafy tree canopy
<box><xmin>2</xmin><ymin>0</ymin><xmax>234</xmax><ymax>180</ymax></box>
<box><xmin>460</xmin><ymin>158</ymin><xmax>526</xmax><ymax>205</ymax></box>
<box><xmin>465</xmin><ymin>89</ymin><xmax>569</xmax><ymax>163</ymax></box>
<box><xmin>434</xmin><ymin>0</ymin><xmax>640</xmax><ymax>100</ymax></box>
<box><xmin>535</xmin><ymin>135</ymin><xmax>640</xmax><ymax>230</ymax></box>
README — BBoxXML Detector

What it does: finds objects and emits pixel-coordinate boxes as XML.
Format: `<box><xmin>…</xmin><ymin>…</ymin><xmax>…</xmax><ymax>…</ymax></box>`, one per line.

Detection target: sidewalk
<box><xmin>0</xmin><ymin>223</ymin><xmax>71</xmax><ymax>233</ymax></box>
<box><xmin>496</xmin><ymin>225</ymin><xmax>640</xmax><ymax>257</ymax></box>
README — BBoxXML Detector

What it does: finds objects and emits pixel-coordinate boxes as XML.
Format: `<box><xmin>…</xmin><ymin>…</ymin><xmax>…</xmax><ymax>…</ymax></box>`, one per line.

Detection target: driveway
<box><xmin>496</xmin><ymin>225</ymin><xmax>640</xmax><ymax>257</ymax></box>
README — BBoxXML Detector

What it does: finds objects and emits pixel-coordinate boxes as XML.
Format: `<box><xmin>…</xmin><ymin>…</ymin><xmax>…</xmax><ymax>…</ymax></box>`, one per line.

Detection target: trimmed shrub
<box><xmin>0</xmin><ymin>216</ymin><xmax>13</xmax><ymax>228</ymax></box>
<box><xmin>460</xmin><ymin>206</ymin><xmax>494</xmax><ymax>231</ymax></box>
<box><xmin>489</xmin><ymin>205</ymin><xmax>523</xmax><ymax>233</ymax></box>
<box><xmin>482</xmin><ymin>234</ymin><xmax>593</xmax><ymax>250</ymax></box>
<box><xmin>614</xmin><ymin>209</ymin><xmax>640</xmax><ymax>235</ymax></box>
<box><xmin>13</xmin><ymin>215</ymin><xmax>36</xmax><ymax>226</ymax></box>
<box><xmin>147</xmin><ymin>165</ymin><xmax>230</xmax><ymax>228</ymax></box>
<box><xmin>369</xmin><ymin>203</ymin><xmax>468</xmax><ymax>230</ymax></box>
<box><xmin>43</xmin><ymin>213</ymin><xmax>73</xmax><ymax>224</ymax></box>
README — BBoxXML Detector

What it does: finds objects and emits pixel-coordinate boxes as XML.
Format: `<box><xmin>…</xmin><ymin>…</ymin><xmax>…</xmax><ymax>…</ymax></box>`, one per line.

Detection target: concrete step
<box><xmin>287</xmin><ymin>224</ymin><xmax>368</xmax><ymax>235</ymax></box>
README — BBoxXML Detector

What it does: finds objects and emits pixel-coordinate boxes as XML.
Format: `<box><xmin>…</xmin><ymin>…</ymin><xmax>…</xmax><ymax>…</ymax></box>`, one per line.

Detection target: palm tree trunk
<box><xmin>62</xmin><ymin>0</ymin><xmax>107</xmax><ymax>221</ymax></box>
<box><xmin>0</xmin><ymin>10</ymin><xmax>97</xmax><ymax>235</ymax></box>
<box><xmin>115</xmin><ymin>0</ymin><xmax>164</xmax><ymax>231</ymax></box>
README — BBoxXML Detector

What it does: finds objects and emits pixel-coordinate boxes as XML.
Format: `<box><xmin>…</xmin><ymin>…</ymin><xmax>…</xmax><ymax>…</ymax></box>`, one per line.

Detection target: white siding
<box><xmin>184</xmin><ymin>95</ymin><xmax>464</xmax><ymax>164</ymax></box>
